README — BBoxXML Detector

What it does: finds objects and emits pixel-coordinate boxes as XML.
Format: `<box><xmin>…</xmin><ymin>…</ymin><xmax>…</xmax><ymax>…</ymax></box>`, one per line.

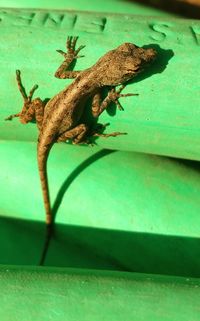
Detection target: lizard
<box><xmin>5</xmin><ymin>36</ymin><xmax>157</xmax><ymax>233</ymax></box>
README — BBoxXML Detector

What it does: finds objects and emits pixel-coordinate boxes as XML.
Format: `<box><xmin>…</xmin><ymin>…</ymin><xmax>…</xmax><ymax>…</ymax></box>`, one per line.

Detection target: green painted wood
<box><xmin>0</xmin><ymin>217</ymin><xmax>44</xmax><ymax>265</ymax></box>
<box><xmin>1</xmin><ymin>0</ymin><xmax>178</xmax><ymax>17</ymax></box>
<box><xmin>1</xmin><ymin>141</ymin><xmax>200</xmax><ymax>277</ymax></box>
<box><xmin>1</xmin><ymin>265</ymin><xmax>200</xmax><ymax>321</ymax></box>
<box><xmin>0</xmin><ymin>5</ymin><xmax>200</xmax><ymax>321</ymax></box>
<box><xmin>2</xmin><ymin>141</ymin><xmax>200</xmax><ymax>232</ymax></box>
<box><xmin>1</xmin><ymin>8</ymin><xmax>200</xmax><ymax>160</ymax></box>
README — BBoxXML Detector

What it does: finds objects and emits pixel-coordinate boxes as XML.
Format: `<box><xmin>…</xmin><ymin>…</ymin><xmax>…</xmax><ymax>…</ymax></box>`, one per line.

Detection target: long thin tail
<box><xmin>37</xmin><ymin>143</ymin><xmax>52</xmax><ymax>226</ymax></box>
<box><xmin>37</xmin><ymin>142</ymin><xmax>53</xmax><ymax>265</ymax></box>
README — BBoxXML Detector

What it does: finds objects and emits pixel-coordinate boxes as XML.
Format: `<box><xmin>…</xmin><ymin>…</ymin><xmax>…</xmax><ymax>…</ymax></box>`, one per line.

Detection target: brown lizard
<box><xmin>6</xmin><ymin>36</ymin><xmax>156</xmax><ymax>231</ymax></box>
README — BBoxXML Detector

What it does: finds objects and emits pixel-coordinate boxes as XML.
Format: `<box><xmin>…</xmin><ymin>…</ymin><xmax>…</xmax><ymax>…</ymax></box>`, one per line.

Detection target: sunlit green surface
<box><xmin>1</xmin><ymin>5</ymin><xmax>200</xmax><ymax>321</ymax></box>
<box><xmin>1</xmin><ymin>141</ymin><xmax>200</xmax><ymax>278</ymax></box>
<box><xmin>2</xmin><ymin>0</ymin><xmax>177</xmax><ymax>16</ymax></box>
<box><xmin>1</xmin><ymin>8</ymin><xmax>200</xmax><ymax>159</ymax></box>
<box><xmin>1</xmin><ymin>265</ymin><xmax>200</xmax><ymax>321</ymax></box>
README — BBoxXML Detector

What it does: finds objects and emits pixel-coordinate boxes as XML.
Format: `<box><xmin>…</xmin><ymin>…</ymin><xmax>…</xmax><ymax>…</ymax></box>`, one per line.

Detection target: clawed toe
<box><xmin>108</xmin><ymin>86</ymin><xmax>138</xmax><ymax>110</ymax></box>
<box><xmin>5</xmin><ymin>113</ymin><xmax>20</xmax><ymax>121</ymax></box>
<box><xmin>57</xmin><ymin>36</ymin><xmax>85</xmax><ymax>60</ymax></box>
<box><xmin>67</xmin><ymin>36</ymin><xmax>78</xmax><ymax>51</ymax></box>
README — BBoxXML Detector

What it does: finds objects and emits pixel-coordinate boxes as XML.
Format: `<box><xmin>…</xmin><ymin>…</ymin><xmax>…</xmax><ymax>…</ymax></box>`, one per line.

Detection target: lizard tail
<box><xmin>37</xmin><ymin>143</ymin><xmax>52</xmax><ymax>226</ymax></box>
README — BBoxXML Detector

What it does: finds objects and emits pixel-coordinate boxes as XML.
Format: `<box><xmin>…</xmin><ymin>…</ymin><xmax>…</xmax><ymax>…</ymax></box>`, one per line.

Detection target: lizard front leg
<box><xmin>92</xmin><ymin>85</ymin><xmax>138</xmax><ymax>117</ymax></box>
<box><xmin>55</xmin><ymin>36</ymin><xmax>85</xmax><ymax>79</ymax></box>
<box><xmin>91</xmin><ymin>86</ymin><xmax>138</xmax><ymax>139</ymax></box>
<box><xmin>5</xmin><ymin>70</ymin><xmax>45</xmax><ymax>131</ymax></box>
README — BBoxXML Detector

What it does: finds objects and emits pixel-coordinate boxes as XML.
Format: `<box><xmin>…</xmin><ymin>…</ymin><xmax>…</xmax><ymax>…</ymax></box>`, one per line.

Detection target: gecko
<box><xmin>6</xmin><ymin>36</ymin><xmax>157</xmax><ymax>231</ymax></box>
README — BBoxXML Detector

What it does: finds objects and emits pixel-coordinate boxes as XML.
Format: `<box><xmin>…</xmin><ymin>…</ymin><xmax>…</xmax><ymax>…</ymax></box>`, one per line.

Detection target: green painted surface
<box><xmin>1</xmin><ymin>141</ymin><xmax>200</xmax><ymax>277</ymax></box>
<box><xmin>1</xmin><ymin>0</ymin><xmax>178</xmax><ymax>17</ymax></box>
<box><xmin>1</xmin><ymin>265</ymin><xmax>200</xmax><ymax>321</ymax></box>
<box><xmin>2</xmin><ymin>142</ymin><xmax>200</xmax><ymax>235</ymax></box>
<box><xmin>1</xmin><ymin>8</ymin><xmax>200</xmax><ymax>160</ymax></box>
<box><xmin>1</xmin><ymin>5</ymin><xmax>200</xmax><ymax>321</ymax></box>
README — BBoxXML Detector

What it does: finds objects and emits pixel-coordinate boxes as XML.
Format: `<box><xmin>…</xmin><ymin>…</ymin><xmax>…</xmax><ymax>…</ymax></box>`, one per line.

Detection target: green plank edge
<box><xmin>1</xmin><ymin>265</ymin><xmax>200</xmax><ymax>321</ymax></box>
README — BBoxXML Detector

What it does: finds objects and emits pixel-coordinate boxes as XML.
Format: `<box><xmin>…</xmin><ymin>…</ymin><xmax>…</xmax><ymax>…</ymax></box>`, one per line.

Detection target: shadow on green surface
<box><xmin>51</xmin><ymin>149</ymin><xmax>116</xmax><ymax>223</ymax></box>
<box><xmin>128</xmin><ymin>0</ymin><xmax>200</xmax><ymax>19</ymax></box>
<box><xmin>0</xmin><ymin>216</ymin><xmax>44</xmax><ymax>265</ymax></box>
<box><xmin>1</xmin><ymin>215</ymin><xmax>200</xmax><ymax>278</ymax></box>
<box><xmin>132</xmin><ymin>45</ymin><xmax>174</xmax><ymax>85</ymax></box>
<box><xmin>105</xmin><ymin>45</ymin><xmax>174</xmax><ymax>117</ymax></box>
<box><xmin>170</xmin><ymin>157</ymin><xmax>200</xmax><ymax>173</ymax></box>
<box><xmin>40</xmin><ymin>148</ymin><xmax>116</xmax><ymax>265</ymax></box>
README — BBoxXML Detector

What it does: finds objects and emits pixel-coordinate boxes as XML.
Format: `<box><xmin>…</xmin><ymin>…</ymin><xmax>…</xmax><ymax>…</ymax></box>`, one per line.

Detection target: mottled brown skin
<box><xmin>6</xmin><ymin>36</ymin><xmax>156</xmax><ymax>228</ymax></box>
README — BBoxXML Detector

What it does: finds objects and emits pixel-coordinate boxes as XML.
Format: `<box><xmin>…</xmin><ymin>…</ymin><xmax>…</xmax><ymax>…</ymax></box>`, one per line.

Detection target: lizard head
<box><xmin>97</xmin><ymin>43</ymin><xmax>157</xmax><ymax>86</ymax></box>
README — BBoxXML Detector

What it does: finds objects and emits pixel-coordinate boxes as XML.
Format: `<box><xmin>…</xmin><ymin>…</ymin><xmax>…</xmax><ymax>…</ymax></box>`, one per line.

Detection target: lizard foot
<box><xmin>5</xmin><ymin>70</ymin><xmax>39</xmax><ymax>121</ymax></box>
<box><xmin>5</xmin><ymin>112</ymin><xmax>21</xmax><ymax>121</ymax></box>
<box><xmin>108</xmin><ymin>85</ymin><xmax>138</xmax><ymax>111</ymax></box>
<box><xmin>16</xmin><ymin>70</ymin><xmax>39</xmax><ymax>103</ymax></box>
<box><xmin>56</xmin><ymin>36</ymin><xmax>85</xmax><ymax>60</ymax></box>
<box><xmin>93</xmin><ymin>131</ymin><xmax>127</xmax><ymax>138</ymax></box>
<box><xmin>91</xmin><ymin>123</ymin><xmax>127</xmax><ymax>139</ymax></box>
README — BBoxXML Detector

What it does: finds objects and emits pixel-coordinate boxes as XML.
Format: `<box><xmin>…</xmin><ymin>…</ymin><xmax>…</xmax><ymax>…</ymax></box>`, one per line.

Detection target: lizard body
<box><xmin>6</xmin><ymin>37</ymin><xmax>156</xmax><ymax>229</ymax></box>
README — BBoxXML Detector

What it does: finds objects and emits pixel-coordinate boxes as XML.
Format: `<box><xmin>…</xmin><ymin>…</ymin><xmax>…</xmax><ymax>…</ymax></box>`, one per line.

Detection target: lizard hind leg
<box><xmin>90</xmin><ymin>122</ymin><xmax>127</xmax><ymax>140</ymax></box>
<box><xmin>5</xmin><ymin>70</ymin><xmax>45</xmax><ymax>130</ymax></box>
<box><xmin>57</xmin><ymin>123</ymin><xmax>88</xmax><ymax>144</ymax></box>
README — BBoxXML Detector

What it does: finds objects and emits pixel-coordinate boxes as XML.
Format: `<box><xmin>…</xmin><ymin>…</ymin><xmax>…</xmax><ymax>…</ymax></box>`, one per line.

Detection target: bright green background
<box><xmin>1</xmin><ymin>265</ymin><xmax>200</xmax><ymax>321</ymax></box>
<box><xmin>1</xmin><ymin>0</ymin><xmax>178</xmax><ymax>17</ymax></box>
<box><xmin>1</xmin><ymin>8</ymin><xmax>200</xmax><ymax>159</ymax></box>
<box><xmin>1</xmin><ymin>142</ymin><xmax>200</xmax><ymax>277</ymax></box>
<box><xmin>1</xmin><ymin>3</ymin><xmax>200</xmax><ymax>321</ymax></box>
